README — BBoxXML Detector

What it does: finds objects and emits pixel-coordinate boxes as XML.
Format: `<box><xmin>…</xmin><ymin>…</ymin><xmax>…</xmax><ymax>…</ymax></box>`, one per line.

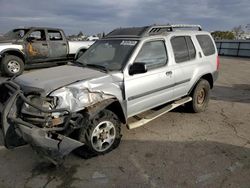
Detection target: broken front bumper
<box><xmin>0</xmin><ymin>81</ymin><xmax>83</xmax><ymax>161</ymax></box>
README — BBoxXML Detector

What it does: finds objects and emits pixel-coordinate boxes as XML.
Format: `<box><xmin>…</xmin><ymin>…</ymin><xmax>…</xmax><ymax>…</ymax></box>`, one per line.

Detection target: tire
<box><xmin>1</xmin><ymin>55</ymin><xmax>24</xmax><ymax>77</ymax></box>
<box><xmin>187</xmin><ymin>79</ymin><xmax>210</xmax><ymax>113</ymax></box>
<box><xmin>75</xmin><ymin>109</ymin><xmax>122</xmax><ymax>159</ymax></box>
<box><xmin>75</xmin><ymin>49</ymin><xmax>86</xmax><ymax>60</ymax></box>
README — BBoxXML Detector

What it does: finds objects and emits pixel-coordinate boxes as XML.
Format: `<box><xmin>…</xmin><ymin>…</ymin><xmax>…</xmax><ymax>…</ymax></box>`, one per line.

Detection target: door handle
<box><xmin>42</xmin><ymin>43</ymin><xmax>48</xmax><ymax>46</ymax></box>
<box><xmin>62</xmin><ymin>43</ymin><xmax>67</xmax><ymax>46</ymax></box>
<box><xmin>166</xmin><ymin>71</ymin><xmax>172</xmax><ymax>76</ymax></box>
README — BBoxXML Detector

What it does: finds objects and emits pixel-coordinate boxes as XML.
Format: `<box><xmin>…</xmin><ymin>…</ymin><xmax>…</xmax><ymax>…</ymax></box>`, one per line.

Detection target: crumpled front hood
<box><xmin>14</xmin><ymin>65</ymin><xmax>108</xmax><ymax>94</ymax></box>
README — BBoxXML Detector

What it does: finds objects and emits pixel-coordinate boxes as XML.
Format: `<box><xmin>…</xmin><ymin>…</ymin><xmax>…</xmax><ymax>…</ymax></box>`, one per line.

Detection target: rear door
<box><xmin>124</xmin><ymin>39</ymin><xmax>174</xmax><ymax>117</ymax></box>
<box><xmin>47</xmin><ymin>30</ymin><xmax>68</xmax><ymax>60</ymax></box>
<box><xmin>170</xmin><ymin>35</ymin><xmax>197</xmax><ymax>98</ymax></box>
<box><xmin>25</xmin><ymin>29</ymin><xmax>49</xmax><ymax>63</ymax></box>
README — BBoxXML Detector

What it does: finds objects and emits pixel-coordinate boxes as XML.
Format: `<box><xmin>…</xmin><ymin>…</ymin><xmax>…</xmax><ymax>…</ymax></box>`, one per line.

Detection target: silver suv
<box><xmin>0</xmin><ymin>24</ymin><xmax>219</xmax><ymax>163</ymax></box>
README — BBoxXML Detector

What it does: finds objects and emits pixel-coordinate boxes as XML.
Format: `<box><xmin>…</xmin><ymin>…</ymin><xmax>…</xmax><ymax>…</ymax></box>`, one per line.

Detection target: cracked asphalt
<box><xmin>0</xmin><ymin>56</ymin><xmax>250</xmax><ymax>188</ymax></box>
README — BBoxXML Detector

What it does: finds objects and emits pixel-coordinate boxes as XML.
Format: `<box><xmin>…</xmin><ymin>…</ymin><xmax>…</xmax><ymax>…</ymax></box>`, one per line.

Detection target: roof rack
<box><xmin>104</xmin><ymin>24</ymin><xmax>202</xmax><ymax>39</ymax></box>
<box><xmin>146</xmin><ymin>24</ymin><xmax>202</xmax><ymax>36</ymax></box>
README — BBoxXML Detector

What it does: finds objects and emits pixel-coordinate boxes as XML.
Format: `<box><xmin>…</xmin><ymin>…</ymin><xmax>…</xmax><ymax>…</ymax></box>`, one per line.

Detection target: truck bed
<box><xmin>68</xmin><ymin>41</ymin><xmax>94</xmax><ymax>54</ymax></box>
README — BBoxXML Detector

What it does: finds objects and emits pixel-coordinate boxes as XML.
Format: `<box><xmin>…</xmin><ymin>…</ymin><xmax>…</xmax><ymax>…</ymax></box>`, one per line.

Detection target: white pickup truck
<box><xmin>0</xmin><ymin>27</ymin><xmax>94</xmax><ymax>76</ymax></box>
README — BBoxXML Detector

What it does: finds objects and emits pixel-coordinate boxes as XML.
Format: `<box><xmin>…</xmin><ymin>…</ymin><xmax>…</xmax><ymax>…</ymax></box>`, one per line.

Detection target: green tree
<box><xmin>232</xmin><ymin>25</ymin><xmax>245</xmax><ymax>39</ymax></box>
<box><xmin>211</xmin><ymin>31</ymin><xmax>235</xmax><ymax>40</ymax></box>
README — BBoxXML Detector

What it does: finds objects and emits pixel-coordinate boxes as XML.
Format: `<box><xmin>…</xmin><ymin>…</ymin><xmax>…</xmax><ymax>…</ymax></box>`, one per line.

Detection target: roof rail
<box><xmin>170</xmin><ymin>24</ymin><xmax>202</xmax><ymax>31</ymax></box>
<box><xmin>146</xmin><ymin>24</ymin><xmax>202</xmax><ymax>36</ymax></box>
<box><xmin>104</xmin><ymin>24</ymin><xmax>202</xmax><ymax>39</ymax></box>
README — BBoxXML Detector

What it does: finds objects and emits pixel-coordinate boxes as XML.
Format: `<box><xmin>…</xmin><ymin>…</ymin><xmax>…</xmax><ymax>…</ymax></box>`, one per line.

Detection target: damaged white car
<box><xmin>0</xmin><ymin>25</ymin><xmax>218</xmax><ymax>164</ymax></box>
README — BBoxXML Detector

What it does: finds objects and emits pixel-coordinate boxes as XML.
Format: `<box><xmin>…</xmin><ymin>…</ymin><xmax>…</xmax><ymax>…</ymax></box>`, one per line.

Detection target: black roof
<box><xmin>105</xmin><ymin>26</ymin><xmax>150</xmax><ymax>38</ymax></box>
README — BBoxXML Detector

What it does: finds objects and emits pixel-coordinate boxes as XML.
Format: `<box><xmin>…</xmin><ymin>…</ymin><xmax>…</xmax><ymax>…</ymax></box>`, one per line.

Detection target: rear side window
<box><xmin>196</xmin><ymin>35</ymin><xmax>215</xmax><ymax>56</ymax></box>
<box><xmin>171</xmin><ymin>36</ymin><xmax>196</xmax><ymax>63</ymax></box>
<box><xmin>48</xmin><ymin>30</ymin><xmax>63</xmax><ymax>41</ymax></box>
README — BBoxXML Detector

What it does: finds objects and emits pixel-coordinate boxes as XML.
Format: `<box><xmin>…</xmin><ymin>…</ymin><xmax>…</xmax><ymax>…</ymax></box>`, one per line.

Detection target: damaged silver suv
<box><xmin>0</xmin><ymin>25</ymin><xmax>219</xmax><ymax>164</ymax></box>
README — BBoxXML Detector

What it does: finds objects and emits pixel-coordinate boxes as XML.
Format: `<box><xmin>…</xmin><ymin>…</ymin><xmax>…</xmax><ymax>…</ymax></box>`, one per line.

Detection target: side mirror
<box><xmin>129</xmin><ymin>62</ymin><xmax>147</xmax><ymax>75</ymax></box>
<box><xmin>26</xmin><ymin>37</ymin><xmax>35</xmax><ymax>42</ymax></box>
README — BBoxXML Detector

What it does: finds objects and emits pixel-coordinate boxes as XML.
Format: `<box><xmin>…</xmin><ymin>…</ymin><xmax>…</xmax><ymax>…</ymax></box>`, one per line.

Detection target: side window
<box><xmin>48</xmin><ymin>30</ymin><xmax>63</xmax><ymax>41</ymax></box>
<box><xmin>171</xmin><ymin>36</ymin><xmax>189</xmax><ymax>63</ymax></box>
<box><xmin>171</xmin><ymin>36</ymin><xmax>196</xmax><ymax>63</ymax></box>
<box><xmin>196</xmin><ymin>35</ymin><xmax>215</xmax><ymax>56</ymax></box>
<box><xmin>135</xmin><ymin>40</ymin><xmax>167</xmax><ymax>70</ymax></box>
<box><xmin>29</xmin><ymin>30</ymin><xmax>46</xmax><ymax>41</ymax></box>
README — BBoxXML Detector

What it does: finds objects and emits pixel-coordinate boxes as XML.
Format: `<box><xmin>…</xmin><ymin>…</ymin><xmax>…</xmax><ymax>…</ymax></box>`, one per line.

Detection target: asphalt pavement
<box><xmin>0</xmin><ymin>57</ymin><xmax>250</xmax><ymax>188</ymax></box>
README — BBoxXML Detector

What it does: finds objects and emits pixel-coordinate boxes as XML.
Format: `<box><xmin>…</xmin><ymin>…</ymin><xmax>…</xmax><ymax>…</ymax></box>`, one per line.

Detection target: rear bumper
<box><xmin>0</xmin><ymin>81</ymin><xmax>83</xmax><ymax>161</ymax></box>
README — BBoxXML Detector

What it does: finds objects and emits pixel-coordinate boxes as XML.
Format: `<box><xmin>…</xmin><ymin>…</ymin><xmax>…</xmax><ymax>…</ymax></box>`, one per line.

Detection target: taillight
<box><xmin>216</xmin><ymin>56</ymin><xmax>220</xmax><ymax>70</ymax></box>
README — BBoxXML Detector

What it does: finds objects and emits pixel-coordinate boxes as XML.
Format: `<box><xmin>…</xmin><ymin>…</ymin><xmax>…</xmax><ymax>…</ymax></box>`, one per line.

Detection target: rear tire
<box><xmin>74</xmin><ymin>109</ymin><xmax>122</xmax><ymax>159</ymax></box>
<box><xmin>187</xmin><ymin>79</ymin><xmax>210</xmax><ymax>113</ymax></box>
<box><xmin>1</xmin><ymin>55</ymin><xmax>24</xmax><ymax>77</ymax></box>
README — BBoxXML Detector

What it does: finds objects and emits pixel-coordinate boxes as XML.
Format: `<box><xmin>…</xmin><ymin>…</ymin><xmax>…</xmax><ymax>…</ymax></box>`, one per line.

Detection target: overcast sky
<box><xmin>0</xmin><ymin>0</ymin><xmax>249</xmax><ymax>35</ymax></box>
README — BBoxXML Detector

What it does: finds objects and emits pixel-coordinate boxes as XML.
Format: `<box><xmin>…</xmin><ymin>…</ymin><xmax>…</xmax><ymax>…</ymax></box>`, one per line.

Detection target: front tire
<box><xmin>1</xmin><ymin>55</ymin><xmax>24</xmax><ymax>77</ymax></box>
<box><xmin>187</xmin><ymin>79</ymin><xmax>211</xmax><ymax>113</ymax></box>
<box><xmin>75</xmin><ymin>109</ymin><xmax>122</xmax><ymax>159</ymax></box>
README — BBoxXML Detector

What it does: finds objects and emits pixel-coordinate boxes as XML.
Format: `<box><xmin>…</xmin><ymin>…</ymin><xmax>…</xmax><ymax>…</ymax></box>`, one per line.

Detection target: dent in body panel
<box><xmin>50</xmin><ymin>72</ymin><xmax>125</xmax><ymax>113</ymax></box>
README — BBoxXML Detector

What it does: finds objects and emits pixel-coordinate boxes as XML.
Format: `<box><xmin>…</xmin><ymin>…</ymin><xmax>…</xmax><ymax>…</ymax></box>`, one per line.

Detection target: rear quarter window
<box><xmin>196</xmin><ymin>35</ymin><xmax>216</xmax><ymax>56</ymax></box>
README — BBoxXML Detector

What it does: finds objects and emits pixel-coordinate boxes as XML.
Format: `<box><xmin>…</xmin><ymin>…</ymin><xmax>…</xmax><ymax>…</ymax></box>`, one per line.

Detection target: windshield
<box><xmin>3</xmin><ymin>29</ymin><xmax>29</xmax><ymax>40</ymax></box>
<box><xmin>77</xmin><ymin>39</ymin><xmax>138</xmax><ymax>71</ymax></box>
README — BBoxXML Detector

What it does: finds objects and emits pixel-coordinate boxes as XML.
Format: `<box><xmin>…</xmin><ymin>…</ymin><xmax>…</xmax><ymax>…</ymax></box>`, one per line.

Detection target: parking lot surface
<box><xmin>0</xmin><ymin>57</ymin><xmax>250</xmax><ymax>188</ymax></box>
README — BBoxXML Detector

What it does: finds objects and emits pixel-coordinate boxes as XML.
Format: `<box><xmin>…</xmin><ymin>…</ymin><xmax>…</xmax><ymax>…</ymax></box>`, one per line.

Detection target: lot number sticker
<box><xmin>120</xmin><ymin>41</ymin><xmax>137</xmax><ymax>46</ymax></box>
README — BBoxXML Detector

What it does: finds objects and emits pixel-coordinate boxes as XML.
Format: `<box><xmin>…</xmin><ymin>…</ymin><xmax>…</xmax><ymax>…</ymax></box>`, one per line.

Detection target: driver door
<box><xmin>25</xmin><ymin>29</ymin><xmax>49</xmax><ymax>63</ymax></box>
<box><xmin>124</xmin><ymin>40</ymin><xmax>174</xmax><ymax>117</ymax></box>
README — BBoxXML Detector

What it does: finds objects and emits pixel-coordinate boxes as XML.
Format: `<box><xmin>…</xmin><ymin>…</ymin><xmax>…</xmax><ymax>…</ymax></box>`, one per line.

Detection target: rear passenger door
<box><xmin>124</xmin><ymin>40</ymin><xmax>174</xmax><ymax>117</ymax></box>
<box><xmin>170</xmin><ymin>36</ymin><xmax>197</xmax><ymax>98</ymax></box>
<box><xmin>47</xmin><ymin>30</ymin><xmax>68</xmax><ymax>60</ymax></box>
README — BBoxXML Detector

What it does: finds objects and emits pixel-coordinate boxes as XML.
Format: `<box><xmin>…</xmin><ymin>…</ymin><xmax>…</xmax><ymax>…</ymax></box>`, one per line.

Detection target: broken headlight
<box><xmin>50</xmin><ymin>86</ymin><xmax>104</xmax><ymax>112</ymax></box>
<box><xmin>22</xmin><ymin>95</ymin><xmax>56</xmax><ymax>115</ymax></box>
<box><xmin>21</xmin><ymin>95</ymin><xmax>65</xmax><ymax>127</ymax></box>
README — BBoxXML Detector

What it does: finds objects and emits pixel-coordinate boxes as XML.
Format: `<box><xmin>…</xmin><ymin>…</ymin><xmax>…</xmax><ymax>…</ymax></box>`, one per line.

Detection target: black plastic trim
<box><xmin>128</xmin><ymin>79</ymin><xmax>190</xmax><ymax>101</ymax></box>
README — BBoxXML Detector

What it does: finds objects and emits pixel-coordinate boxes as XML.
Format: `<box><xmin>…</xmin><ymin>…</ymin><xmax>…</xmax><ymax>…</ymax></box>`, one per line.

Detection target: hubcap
<box><xmin>91</xmin><ymin>121</ymin><xmax>116</xmax><ymax>152</ymax></box>
<box><xmin>197</xmin><ymin>88</ymin><xmax>206</xmax><ymax>104</ymax></box>
<box><xmin>7</xmin><ymin>60</ymin><xmax>20</xmax><ymax>73</ymax></box>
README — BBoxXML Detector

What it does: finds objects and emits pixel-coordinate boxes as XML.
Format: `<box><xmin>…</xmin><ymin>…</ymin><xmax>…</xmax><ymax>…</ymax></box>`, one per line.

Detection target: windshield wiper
<box><xmin>84</xmin><ymin>64</ymin><xmax>108</xmax><ymax>72</ymax></box>
<box><xmin>73</xmin><ymin>61</ymin><xmax>108</xmax><ymax>72</ymax></box>
<box><xmin>72</xmin><ymin>61</ymin><xmax>85</xmax><ymax>66</ymax></box>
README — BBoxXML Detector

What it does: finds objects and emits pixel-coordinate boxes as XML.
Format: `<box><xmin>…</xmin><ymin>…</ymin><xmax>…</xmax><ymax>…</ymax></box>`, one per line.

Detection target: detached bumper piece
<box><xmin>0</xmin><ymin>81</ymin><xmax>83</xmax><ymax>164</ymax></box>
<box><xmin>17</xmin><ymin>123</ymin><xmax>83</xmax><ymax>164</ymax></box>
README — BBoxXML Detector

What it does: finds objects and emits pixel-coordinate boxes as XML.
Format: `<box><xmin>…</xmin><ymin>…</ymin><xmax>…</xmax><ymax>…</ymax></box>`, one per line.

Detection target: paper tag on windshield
<box><xmin>120</xmin><ymin>41</ymin><xmax>137</xmax><ymax>46</ymax></box>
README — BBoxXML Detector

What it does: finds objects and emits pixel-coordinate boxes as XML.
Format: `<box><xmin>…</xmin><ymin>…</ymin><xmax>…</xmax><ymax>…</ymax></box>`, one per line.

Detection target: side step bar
<box><xmin>127</xmin><ymin>97</ymin><xmax>192</xmax><ymax>129</ymax></box>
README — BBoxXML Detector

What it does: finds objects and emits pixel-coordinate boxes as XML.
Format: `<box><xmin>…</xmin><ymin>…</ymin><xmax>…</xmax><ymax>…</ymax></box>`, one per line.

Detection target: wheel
<box><xmin>1</xmin><ymin>55</ymin><xmax>24</xmax><ymax>76</ymax></box>
<box><xmin>75</xmin><ymin>109</ymin><xmax>122</xmax><ymax>159</ymax></box>
<box><xmin>187</xmin><ymin>79</ymin><xmax>210</xmax><ymax>113</ymax></box>
<box><xmin>75</xmin><ymin>49</ymin><xmax>86</xmax><ymax>59</ymax></box>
